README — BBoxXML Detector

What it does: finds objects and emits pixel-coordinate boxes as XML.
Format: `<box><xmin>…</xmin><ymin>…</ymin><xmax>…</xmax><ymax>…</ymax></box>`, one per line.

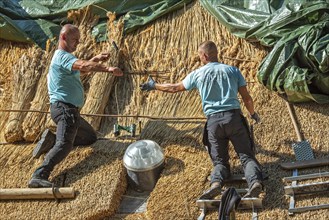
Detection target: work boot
<box><xmin>32</xmin><ymin>129</ymin><xmax>55</xmax><ymax>159</ymax></box>
<box><xmin>28</xmin><ymin>169</ymin><xmax>52</xmax><ymax>188</ymax></box>
<box><xmin>243</xmin><ymin>181</ymin><xmax>263</xmax><ymax>198</ymax></box>
<box><xmin>199</xmin><ymin>181</ymin><xmax>221</xmax><ymax>200</ymax></box>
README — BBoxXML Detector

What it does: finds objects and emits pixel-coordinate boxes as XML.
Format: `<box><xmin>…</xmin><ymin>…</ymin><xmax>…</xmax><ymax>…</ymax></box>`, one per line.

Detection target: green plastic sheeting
<box><xmin>200</xmin><ymin>0</ymin><xmax>329</xmax><ymax>103</ymax></box>
<box><xmin>0</xmin><ymin>12</ymin><xmax>33</xmax><ymax>43</ymax></box>
<box><xmin>0</xmin><ymin>0</ymin><xmax>192</xmax><ymax>48</ymax></box>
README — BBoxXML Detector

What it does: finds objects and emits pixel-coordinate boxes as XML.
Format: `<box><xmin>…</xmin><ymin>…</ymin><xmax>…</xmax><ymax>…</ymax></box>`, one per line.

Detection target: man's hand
<box><xmin>250</xmin><ymin>112</ymin><xmax>261</xmax><ymax>124</ymax></box>
<box><xmin>140</xmin><ymin>76</ymin><xmax>156</xmax><ymax>91</ymax></box>
<box><xmin>91</xmin><ymin>53</ymin><xmax>110</xmax><ymax>62</ymax></box>
<box><xmin>107</xmin><ymin>67</ymin><xmax>123</xmax><ymax>76</ymax></box>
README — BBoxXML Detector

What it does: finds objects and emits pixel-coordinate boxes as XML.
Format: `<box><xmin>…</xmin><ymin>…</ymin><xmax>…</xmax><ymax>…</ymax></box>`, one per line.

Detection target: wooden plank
<box><xmin>280</xmin><ymin>158</ymin><xmax>329</xmax><ymax>170</ymax></box>
<box><xmin>289</xmin><ymin>204</ymin><xmax>329</xmax><ymax>213</ymax></box>
<box><xmin>0</xmin><ymin>187</ymin><xmax>75</xmax><ymax>200</ymax></box>
<box><xmin>196</xmin><ymin>198</ymin><xmax>262</xmax><ymax>210</ymax></box>
<box><xmin>284</xmin><ymin>181</ymin><xmax>329</xmax><ymax>196</ymax></box>
<box><xmin>283</xmin><ymin>172</ymin><xmax>329</xmax><ymax>182</ymax></box>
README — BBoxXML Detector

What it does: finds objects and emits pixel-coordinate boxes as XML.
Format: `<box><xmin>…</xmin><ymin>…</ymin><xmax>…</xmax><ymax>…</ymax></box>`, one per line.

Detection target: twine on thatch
<box><xmin>4</xmin><ymin>47</ymin><xmax>45</xmax><ymax>143</ymax></box>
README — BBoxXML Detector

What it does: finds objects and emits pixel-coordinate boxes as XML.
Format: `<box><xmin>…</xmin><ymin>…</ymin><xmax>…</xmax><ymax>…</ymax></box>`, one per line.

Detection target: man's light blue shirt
<box><xmin>48</xmin><ymin>49</ymin><xmax>84</xmax><ymax>108</ymax></box>
<box><xmin>182</xmin><ymin>62</ymin><xmax>246</xmax><ymax>116</ymax></box>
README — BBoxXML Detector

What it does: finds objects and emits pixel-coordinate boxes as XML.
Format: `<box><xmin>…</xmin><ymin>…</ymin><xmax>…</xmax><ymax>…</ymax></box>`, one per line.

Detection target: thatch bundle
<box><xmin>0</xmin><ymin>41</ymin><xmax>29</xmax><ymax>142</ymax></box>
<box><xmin>22</xmin><ymin>45</ymin><xmax>56</xmax><ymax>142</ymax></box>
<box><xmin>68</xmin><ymin>6</ymin><xmax>100</xmax><ymax>61</ymax></box>
<box><xmin>80</xmin><ymin>11</ymin><xmax>124</xmax><ymax>131</ymax></box>
<box><xmin>0</xmin><ymin>1</ymin><xmax>328</xmax><ymax>220</ymax></box>
<box><xmin>4</xmin><ymin>47</ymin><xmax>45</xmax><ymax>142</ymax></box>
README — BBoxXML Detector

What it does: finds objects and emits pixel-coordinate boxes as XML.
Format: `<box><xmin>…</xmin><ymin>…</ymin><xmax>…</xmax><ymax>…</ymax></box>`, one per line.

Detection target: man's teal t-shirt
<box><xmin>182</xmin><ymin>62</ymin><xmax>246</xmax><ymax>116</ymax></box>
<box><xmin>48</xmin><ymin>49</ymin><xmax>84</xmax><ymax>108</ymax></box>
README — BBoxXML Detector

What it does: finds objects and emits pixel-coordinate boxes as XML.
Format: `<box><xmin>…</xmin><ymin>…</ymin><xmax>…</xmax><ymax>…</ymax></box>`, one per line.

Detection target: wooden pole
<box><xmin>0</xmin><ymin>187</ymin><xmax>75</xmax><ymax>200</ymax></box>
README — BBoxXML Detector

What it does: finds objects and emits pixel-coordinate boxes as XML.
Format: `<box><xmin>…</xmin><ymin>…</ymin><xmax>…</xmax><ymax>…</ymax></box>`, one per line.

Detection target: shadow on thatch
<box><xmin>52</xmin><ymin>139</ymin><xmax>127</xmax><ymax>187</ymax></box>
<box><xmin>161</xmin><ymin>156</ymin><xmax>185</xmax><ymax>177</ymax></box>
<box><xmin>140</xmin><ymin>120</ymin><xmax>204</xmax><ymax>150</ymax></box>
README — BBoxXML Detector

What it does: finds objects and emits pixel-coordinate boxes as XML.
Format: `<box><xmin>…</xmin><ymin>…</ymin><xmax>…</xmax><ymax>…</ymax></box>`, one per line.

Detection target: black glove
<box><xmin>250</xmin><ymin>112</ymin><xmax>261</xmax><ymax>124</ymax></box>
<box><xmin>140</xmin><ymin>76</ymin><xmax>156</xmax><ymax>91</ymax></box>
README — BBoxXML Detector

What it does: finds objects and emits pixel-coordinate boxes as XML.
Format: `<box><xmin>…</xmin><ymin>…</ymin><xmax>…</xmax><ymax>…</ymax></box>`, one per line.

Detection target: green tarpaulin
<box><xmin>200</xmin><ymin>0</ymin><xmax>329</xmax><ymax>103</ymax></box>
<box><xmin>1</xmin><ymin>0</ymin><xmax>329</xmax><ymax>103</ymax></box>
<box><xmin>0</xmin><ymin>0</ymin><xmax>192</xmax><ymax>48</ymax></box>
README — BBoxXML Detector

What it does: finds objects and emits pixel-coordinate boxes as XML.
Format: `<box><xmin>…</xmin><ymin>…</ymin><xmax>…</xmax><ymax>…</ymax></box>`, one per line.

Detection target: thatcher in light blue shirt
<box><xmin>48</xmin><ymin>49</ymin><xmax>84</xmax><ymax>108</ymax></box>
<box><xmin>182</xmin><ymin>62</ymin><xmax>246</xmax><ymax>116</ymax></box>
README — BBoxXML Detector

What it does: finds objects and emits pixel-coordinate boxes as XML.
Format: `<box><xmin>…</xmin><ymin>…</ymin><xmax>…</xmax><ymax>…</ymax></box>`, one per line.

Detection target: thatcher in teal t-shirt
<box><xmin>47</xmin><ymin>49</ymin><xmax>84</xmax><ymax>108</ymax></box>
<box><xmin>182</xmin><ymin>62</ymin><xmax>246</xmax><ymax>116</ymax></box>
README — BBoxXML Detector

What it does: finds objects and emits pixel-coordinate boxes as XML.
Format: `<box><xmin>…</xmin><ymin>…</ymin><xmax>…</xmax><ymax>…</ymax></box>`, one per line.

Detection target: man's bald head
<box><xmin>60</xmin><ymin>24</ymin><xmax>79</xmax><ymax>36</ymax></box>
<box><xmin>198</xmin><ymin>41</ymin><xmax>218</xmax><ymax>64</ymax></box>
<box><xmin>58</xmin><ymin>24</ymin><xmax>80</xmax><ymax>53</ymax></box>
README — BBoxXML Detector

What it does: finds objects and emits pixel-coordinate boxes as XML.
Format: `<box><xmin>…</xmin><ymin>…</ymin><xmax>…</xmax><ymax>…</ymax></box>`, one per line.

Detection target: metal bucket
<box><xmin>123</xmin><ymin>140</ymin><xmax>164</xmax><ymax>191</ymax></box>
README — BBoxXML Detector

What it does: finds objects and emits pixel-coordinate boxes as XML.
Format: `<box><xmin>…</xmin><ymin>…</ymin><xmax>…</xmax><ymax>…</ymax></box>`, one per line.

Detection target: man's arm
<box><xmin>89</xmin><ymin>52</ymin><xmax>110</xmax><ymax>62</ymax></box>
<box><xmin>238</xmin><ymin>86</ymin><xmax>260</xmax><ymax>123</ymax></box>
<box><xmin>155</xmin><ymin>82</ymin><xmax>186</xmax><ymax>93</ymax></box>
<box><xmin>238</xmin><ymin>85</ymin><xmax>255</xmax><ymax>115</ymax></box>
<box><xmin>72</xmin><ymin>52</ymin><xmax>123</xmax><ymax>76</ymax></box>
<box><xmin>72</xmin><ymin>60</ymin><xmax>123</xmax><ymax>76</ymax></box>
<box><xmin>140</xmin><ymin>76</ymin><xmax>186</xmax><ymax>93</ymax></box>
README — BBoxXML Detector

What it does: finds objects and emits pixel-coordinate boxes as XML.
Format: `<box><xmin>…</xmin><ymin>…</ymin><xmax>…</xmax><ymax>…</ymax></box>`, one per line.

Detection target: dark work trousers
<box><xmin>35</xmin><ymin>101</ymin><xmax>97</xmax><ymax>178</ymax></box>
<box><xmin>204</xmin><ymin>109</ymin><xmax>262</xmax><ymax>188</ymax></box>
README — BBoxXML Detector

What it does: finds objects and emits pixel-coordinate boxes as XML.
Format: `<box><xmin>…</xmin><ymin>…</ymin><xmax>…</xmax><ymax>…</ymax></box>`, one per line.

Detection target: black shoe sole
<box><xmin>244</xmin><ymin>183</ymin><xmax>262</xmax><ymax>198</ymax></box>
<box><xmin>199</xmin><ymin>187</ymin><xmax>221</xmax><ymax>200</ymax></box>
<box><xmin>28</xmin><ymin>178</ymin><xmax>53</xmax><ymax>188</ymax></box>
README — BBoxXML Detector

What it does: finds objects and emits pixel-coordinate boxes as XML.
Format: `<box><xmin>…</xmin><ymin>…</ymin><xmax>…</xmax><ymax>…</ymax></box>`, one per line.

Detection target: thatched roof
<box><xmin>0</xmin><ymin>1</ymin><xmax>328</xmax><ymax>219</ymax></box>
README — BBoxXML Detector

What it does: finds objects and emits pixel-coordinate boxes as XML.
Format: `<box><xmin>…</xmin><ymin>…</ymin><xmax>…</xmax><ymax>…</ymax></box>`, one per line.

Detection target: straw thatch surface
<box><xmin>0</xmin><ymin>140</ymin><xmax>127</xmax><ymax>220</ymax></box>
<box><xmin>0</xmin><ymin>1</ymin><xmax>328</xmax><ymax>220</ymax></box>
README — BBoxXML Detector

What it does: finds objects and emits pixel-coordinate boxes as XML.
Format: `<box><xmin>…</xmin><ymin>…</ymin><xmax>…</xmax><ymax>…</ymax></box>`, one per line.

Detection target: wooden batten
<box><xmin>0</xmin><ymin>187</ymin><xmax>75</xmax><ymax>200</ymax></box>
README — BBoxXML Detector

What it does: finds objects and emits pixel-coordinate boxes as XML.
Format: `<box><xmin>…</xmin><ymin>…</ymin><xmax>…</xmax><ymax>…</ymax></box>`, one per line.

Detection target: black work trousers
<box><xmin>36</xmin><ymin>101</ymin><xmax>97</xmax><ymax>177</ymax></box>
<box><xmin>204</xmin><ymin>109</ymin><xmax>262</xmax><ymax>188</ymax></box>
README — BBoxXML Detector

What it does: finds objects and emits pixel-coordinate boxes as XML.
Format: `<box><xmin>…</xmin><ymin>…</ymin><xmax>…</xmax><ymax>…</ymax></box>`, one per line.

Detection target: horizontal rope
<box><xmin>0</xmin><ymin>109</ymin><xmax>206</xmax><ymax>120</ymax></box>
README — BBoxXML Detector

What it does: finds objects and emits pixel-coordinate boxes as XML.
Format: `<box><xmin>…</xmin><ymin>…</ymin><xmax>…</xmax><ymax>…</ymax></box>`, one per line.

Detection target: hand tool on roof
<box><xmin>281</xmin><ymin>101</ymin><xmax>329</xmax><ymax>215</ymax></box>
<box><xmin>113</xmin><ymin>123</ymin><xmax>136</xmax><ymax>137</ymax></box>
<box><xmin>112</xmin><ymin>41</ymin><xmax>119</xmax><ymax>51</ymax></box>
